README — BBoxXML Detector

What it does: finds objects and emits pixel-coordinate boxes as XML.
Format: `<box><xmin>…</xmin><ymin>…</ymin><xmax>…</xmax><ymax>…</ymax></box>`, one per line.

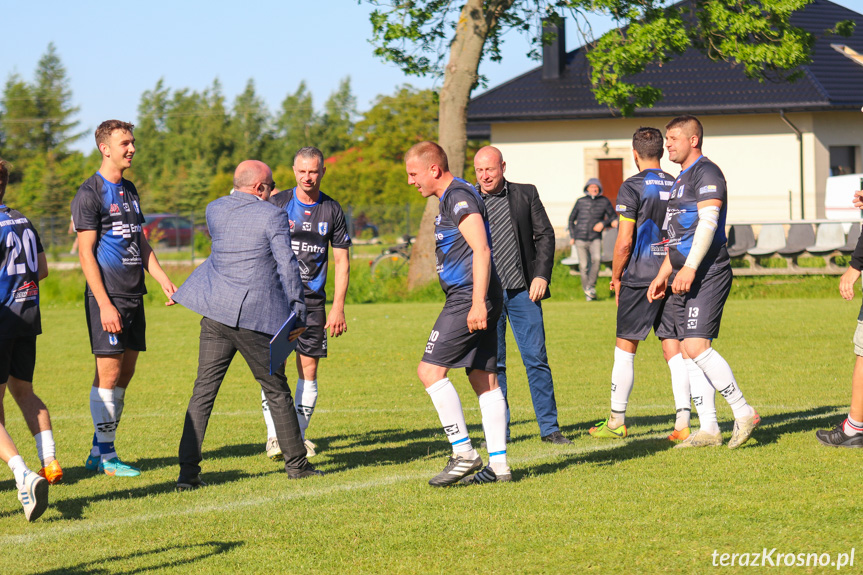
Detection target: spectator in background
<box><xmin>568</xmin><ymin>178</ymin><xmax>617</xmax><ymax>301</ymax></box>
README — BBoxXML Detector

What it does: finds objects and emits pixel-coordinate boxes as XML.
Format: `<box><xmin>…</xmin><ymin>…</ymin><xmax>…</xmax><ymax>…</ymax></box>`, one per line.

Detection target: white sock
<box><xmin>90</xmin><ymin>387</ymin><xmax>118</xmax><ymax>460</ymax></box>
<box><xmin>426</xmin><ymin>378</ymin><xmax>472</xmax><ymax>454</ymax></box>
<box><xmin>479</xmin><ymin>387</ymin><xmax>507</xmax><ymax>466</ymax></box>
<box><xmin>8</xmin><ymin>455</ymin><xmax>29</xmax><ymax>487</ymax></box>
<box><xmin>34</xmin><ymin>430</ymin><xmax>55</xmax><ymax>466</ymax></box>
<box><xmin>686</xmin><ymin>359</ymin><xmax>719</xmax><ymax>435</ymax></box>
<box><xmin>668</xmin><ymin>353</ymin><xmax>691</xmax><ymax>429</ymax></box>
<box><xmin>610</xmin><ymin>347</ymin><xmax>635</xmax><ymax>427</ymax></box>
<box><xmin>844</xmin><ymin>416</ymin><xmax>863</xmax><ymax>436</ymax></box>
<box><xmin>261</xmin><ymin>389</ymin><xmax>277</xmax><ymax>438</ymax></box>
<box><xmin>295</xmin><ymin>379</ymin><xmax>318</xmax><ymax>440</ymax></box>
<box><xmin>114</xmin><ymin>387</ymin><xmax>126</xmax><ymax>427</ymax></box>
<box><xmin>693</xmin><ymin>348</ymin><xmax>754</xmax><ymax>420</ymax></box>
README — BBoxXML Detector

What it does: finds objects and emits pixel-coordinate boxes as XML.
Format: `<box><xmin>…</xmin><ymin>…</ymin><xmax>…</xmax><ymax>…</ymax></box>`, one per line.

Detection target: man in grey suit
<box><xmin>172</xmin><ymin>160</ymin><xmax>320</xmax><ymax>490</ymax></box>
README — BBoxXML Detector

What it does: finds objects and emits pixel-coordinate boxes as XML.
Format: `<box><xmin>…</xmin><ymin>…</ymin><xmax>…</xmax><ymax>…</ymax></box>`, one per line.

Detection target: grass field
<box><xmin>2</xmin><ymin>282</ymin><xmax>862</xmax><ymax>573</ymax></box>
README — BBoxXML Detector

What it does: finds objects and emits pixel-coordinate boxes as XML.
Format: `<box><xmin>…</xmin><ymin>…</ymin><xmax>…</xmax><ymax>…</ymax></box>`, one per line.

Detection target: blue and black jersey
<box><xmin>435</xmin><ymin>178</ymin><xmax>502</xmax><ymax>302</ymax></box>
<box><xmin>270</xmin><ymin>188</ymin><xmax>351</xmax><ymax>306</ymax></box>
<box><xmin>71</xmin><ymin>173</ymin><xmax>147</xmax><ymax>297</ymax></box>
<box><xmin>0</xmin><ymin>206</ymin><xmax>43</xmax><ymax>338</ymax></box>
<box><xmin>664</xmin><ymin>156</ymin><xmax>729</xmax><ymax>274</ymax></box>
<box><xmin>615</xmin><ymin>169</ymin><xmax>675</xmax><ymax>287</ymax></box>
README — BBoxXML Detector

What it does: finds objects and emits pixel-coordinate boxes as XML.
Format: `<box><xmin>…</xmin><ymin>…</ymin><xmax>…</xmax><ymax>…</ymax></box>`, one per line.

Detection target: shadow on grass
<box><xmin>739</xmin><ymin>404</ymin><xmax>845</xmax><ymax>448</ymax></box>
<box><xmin>30</xmin><ymin>541</ymin><xmax>242</xmax><ymax>574</ymax></box>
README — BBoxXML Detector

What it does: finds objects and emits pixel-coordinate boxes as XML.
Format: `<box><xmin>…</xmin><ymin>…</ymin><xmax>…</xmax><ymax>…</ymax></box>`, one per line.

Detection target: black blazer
<box><xmin>492</xmin><ymin>180</ymin><xmax>556</xmax><ymax>299</ymax></box>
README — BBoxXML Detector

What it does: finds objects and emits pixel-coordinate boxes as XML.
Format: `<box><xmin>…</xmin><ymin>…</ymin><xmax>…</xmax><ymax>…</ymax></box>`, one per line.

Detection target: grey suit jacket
<box><xmin>173</xmin><ymin>191</ymin><xmax>306</xmax><ymax>336</ymax></box>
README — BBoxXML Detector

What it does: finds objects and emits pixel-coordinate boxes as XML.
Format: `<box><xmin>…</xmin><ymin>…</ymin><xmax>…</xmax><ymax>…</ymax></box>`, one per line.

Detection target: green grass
<box><xmin>2</xmin><ymin>286</ymin><xmax>862</xmax><ymax>573</ymax></box>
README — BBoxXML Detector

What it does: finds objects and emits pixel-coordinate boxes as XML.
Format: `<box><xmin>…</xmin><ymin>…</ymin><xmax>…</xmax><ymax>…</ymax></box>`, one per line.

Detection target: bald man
<box><xmin>173</xmin><ymin>160</ymin><xmax>320</xmax><ymax>489</ymax></box>
<box><xmin>473</xmin><ymin>146</ymin><xmax>569</xmax><ymax>444</ymax></box>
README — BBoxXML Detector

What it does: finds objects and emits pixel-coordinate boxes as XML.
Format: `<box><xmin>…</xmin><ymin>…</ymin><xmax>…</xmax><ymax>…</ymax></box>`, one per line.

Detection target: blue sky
<box><xmin>1</xmin><ymin>1</ymin><xmax>859</xmax><ymax>153</ymax></box>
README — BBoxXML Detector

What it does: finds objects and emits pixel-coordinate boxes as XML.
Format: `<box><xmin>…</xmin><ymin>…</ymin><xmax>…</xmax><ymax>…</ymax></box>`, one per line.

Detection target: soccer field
<box><xmin>2</xmin><ymin>295</ymin><xmax>861</xmax><ymax>573</ymax></box>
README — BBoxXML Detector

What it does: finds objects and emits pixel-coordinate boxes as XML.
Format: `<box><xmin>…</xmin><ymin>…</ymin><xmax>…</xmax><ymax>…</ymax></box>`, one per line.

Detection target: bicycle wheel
<box><xmin>371</xmin><ymin>251</ymin><xmax>410</xmax><ymax>281</ymax></box>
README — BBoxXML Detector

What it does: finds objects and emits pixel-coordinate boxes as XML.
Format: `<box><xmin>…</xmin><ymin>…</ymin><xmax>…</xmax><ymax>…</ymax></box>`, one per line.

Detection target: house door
<box><xmin>597</xmin><ymin>159</ymin><xmax>624</xmax><ymax>204</ymax></box>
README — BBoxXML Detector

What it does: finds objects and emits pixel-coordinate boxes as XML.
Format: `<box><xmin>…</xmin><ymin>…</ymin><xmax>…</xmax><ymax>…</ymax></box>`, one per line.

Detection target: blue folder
<box><xmin>269</xmin><ymin>312</ymin><xmax>298</xmax><ymax>374</ymax></box>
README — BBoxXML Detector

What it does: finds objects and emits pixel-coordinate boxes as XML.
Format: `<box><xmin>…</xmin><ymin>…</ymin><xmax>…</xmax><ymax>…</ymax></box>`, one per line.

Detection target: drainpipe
<box><xmin>779</xmin><ymin>110</ymin><xmax>805</xmax><ymax>219</ymax></box>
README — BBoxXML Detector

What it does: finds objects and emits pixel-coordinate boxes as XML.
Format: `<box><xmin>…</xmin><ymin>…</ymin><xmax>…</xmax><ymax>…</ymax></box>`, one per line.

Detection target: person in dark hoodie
<box><xmin>568</xmin><ymin>177</ymin><xmax>617</xmax><ymax>300</ymax></box>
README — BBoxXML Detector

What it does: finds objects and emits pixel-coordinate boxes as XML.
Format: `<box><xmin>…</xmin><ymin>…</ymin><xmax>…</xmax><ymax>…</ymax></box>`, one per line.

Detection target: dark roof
<box><xmin>467</xmin><ymin>0</ymin><xmax>863</xmax><ymax>125</ymax></box>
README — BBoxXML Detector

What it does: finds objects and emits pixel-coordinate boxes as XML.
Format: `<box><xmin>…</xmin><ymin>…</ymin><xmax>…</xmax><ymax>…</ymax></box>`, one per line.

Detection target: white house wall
<box><xmin>489</xmin><ymin>112</ymin><xmax>855</xmax><ymax>233</ymax></box>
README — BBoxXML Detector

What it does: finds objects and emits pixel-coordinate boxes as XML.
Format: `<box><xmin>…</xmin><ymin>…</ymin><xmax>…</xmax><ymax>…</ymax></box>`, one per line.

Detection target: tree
<box><xmin>365</xmin><ymin>0</ymin><xmax>850</xmax><ymax>287</ymax></box>
<box><xmin>0</xmin><ymin>74</ymin><xmax>39</xmax><ymax>173</ymax></box>
<box><xmin>273</xmin><ymin>81</ymin><xmax>318</xmax><ymax>166</ymax></box>
<box><xmin>317</xmin><ymin>77</ymin><xmax>358</xmax><ymax>158</ymax></box>
<box><xmin>229</xmin><ymin>79</ymin><xmax>271</xmax><ymax>165</ymax></box>
<box><xmin>32</xmin><ymin>43</ymin><xmax>83</xmax><ymax>156</ymax></box>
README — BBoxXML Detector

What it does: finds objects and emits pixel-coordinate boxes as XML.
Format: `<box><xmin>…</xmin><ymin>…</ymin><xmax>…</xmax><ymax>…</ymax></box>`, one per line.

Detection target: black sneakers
<box><xmin>541</xmin><ymin>431</ymin><xmax>572</xmax><ymax>445</ymax></box>
<box><xmin>428</xmin><ymin>454</ymin><xmax>482</xmax><ymax>487</ymax></box>
<box><xmin>816</xmin><ymin>421</ymin><xmax>863</xmax><ymax>448</ymax></box>
<box><xmin>176</xmin><ymin>475</ymin><xmax>207</xmax><ymax>492</ymax></box>
<box><xmin>459</xmin><ymin>465</ymin><xmax>512</xmax><ymax>485</ymax></box>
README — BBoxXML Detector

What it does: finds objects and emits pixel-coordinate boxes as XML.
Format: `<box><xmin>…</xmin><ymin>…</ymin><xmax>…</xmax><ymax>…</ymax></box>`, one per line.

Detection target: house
<box><xmin>467</xmin><ymin>0</ymin><xmax>863</xmax><ymax>232</ymax></box>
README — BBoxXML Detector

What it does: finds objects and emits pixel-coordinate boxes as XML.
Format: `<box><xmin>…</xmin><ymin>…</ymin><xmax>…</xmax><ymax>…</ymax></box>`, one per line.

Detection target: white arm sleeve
<box><xmin>683</xmin><ymin>206</ymin><xmax>721</xmax><ymax>270</ymax></box>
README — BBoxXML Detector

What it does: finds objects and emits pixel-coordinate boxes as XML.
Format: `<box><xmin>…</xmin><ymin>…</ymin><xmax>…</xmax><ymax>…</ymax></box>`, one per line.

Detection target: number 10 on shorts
<box><xmin>425</xmin><ymin>330</ymin><xmax>439</xmax><ymax>354</ymax></box>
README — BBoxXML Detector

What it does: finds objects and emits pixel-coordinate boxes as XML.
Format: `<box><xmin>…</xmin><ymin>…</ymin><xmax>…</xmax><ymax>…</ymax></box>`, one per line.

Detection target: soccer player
<box><xmin>815</xmin><ymin>211</ymin><xmax>863</xmax><ymax>447</ymax></box>
<box><xmin>261</xmin><ymin>146</ymin><xmax>351</xmax><ymax>460</ymax></box>
<box><xmin>405</xmin><ymin>141</ymin><xmax>509</xmax><ymax>486</ymax></box>
<box><xmin>71</xmin><ymin>120</ymin><xmax>177</xmax><ymax>477</ymax></box>
<box><xmin>0</xmin><ymin>157</ymin><xmax>50</xmax><ymax>521</ymax></box>
<box><xmin>0</xmin><ymin>158</ymin><xmax>63</xmax><ymax>484</ymax></box>
<box><xmin>590</xmin><ymin>127</ymin><xmax>699</xmax><ymax>441</ymax></box>
<box><xmin>647</xmin><ymin>115</ymin><xmax>760</xmax><ymax>449</ymax></box>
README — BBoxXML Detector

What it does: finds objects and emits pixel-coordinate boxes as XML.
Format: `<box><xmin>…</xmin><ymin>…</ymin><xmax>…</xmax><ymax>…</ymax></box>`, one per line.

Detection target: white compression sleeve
<box><xmin>683</xmin><ymin>205</ymin><xmax>720</xmax><ymax>270</ymax></box>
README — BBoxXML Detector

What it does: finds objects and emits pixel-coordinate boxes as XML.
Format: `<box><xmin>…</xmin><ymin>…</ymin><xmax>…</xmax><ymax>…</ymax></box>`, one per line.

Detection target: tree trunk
<box><xmin>406</xmin><ymin>0</ymin><xmax>514</xmax><ymax>290</ymax></box>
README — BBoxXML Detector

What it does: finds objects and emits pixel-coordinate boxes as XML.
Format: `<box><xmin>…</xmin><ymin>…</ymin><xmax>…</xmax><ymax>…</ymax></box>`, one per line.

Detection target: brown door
<box><xmin>597</xmin><ymin>159</ymin><xmax>624</xmax><ymax>204</ymax></box>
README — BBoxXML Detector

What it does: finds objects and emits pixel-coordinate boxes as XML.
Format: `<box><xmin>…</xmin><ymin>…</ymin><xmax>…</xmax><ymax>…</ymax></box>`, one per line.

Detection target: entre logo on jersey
<box><xmin>291</xmin><ymin>240</ymin><xmax>326</xmax><ymax>254</ymax></box>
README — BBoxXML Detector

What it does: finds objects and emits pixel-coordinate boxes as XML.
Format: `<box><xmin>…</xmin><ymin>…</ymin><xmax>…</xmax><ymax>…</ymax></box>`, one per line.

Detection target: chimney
<box><xmin>542</xmin><ymin>16</ymin><xmax>566</xmax><ymax>81</ymax></box>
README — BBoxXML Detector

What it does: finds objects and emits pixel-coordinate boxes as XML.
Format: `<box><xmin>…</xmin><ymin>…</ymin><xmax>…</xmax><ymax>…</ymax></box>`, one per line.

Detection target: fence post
<box><xmin>405</xmin><ymin>203</ymin><xmax>411</xmax><ymax>238</ymax></box>
<box><xmin>190</xmin><ymin>211</ymin><xmax>195</xmax><ymax>265</ymax></box>
<box><xmin>346</xmin><ymin>205</ymin><xmax>354</xmax><ymax>238</ymax></box>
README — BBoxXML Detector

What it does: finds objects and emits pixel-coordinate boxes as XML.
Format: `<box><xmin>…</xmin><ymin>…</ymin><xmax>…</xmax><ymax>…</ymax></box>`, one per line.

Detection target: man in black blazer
<box><xmin>474</xmin><ymin>146</ymin><xmax>570</xmax><ymax>444</ymax></box>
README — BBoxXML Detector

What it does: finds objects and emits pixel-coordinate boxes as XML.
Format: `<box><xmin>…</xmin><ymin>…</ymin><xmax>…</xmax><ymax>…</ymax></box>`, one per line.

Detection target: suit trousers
<box><xmin>178</xmin><ymin>317</ymin><xmax>308</xmax><ymax>478</ymax></box>
<box><xmin>496</xmin><ymin>288</ymin><xmax>560</xmax><ymax>438</ymax></box>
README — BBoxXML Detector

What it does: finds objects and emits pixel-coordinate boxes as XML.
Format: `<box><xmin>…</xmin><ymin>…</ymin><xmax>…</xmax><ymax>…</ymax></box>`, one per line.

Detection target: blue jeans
<box><xmin>497</xmin><ymin>288</ymin><xmax>560</xmax><ymax>438</ymax></box>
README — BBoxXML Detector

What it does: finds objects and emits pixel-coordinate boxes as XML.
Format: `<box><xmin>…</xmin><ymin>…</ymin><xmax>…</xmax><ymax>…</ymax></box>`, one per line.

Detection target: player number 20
<box><xmin>4</xmin><ymin>229</ymin><xmax>38</xmax><ymax>276</ymax></box>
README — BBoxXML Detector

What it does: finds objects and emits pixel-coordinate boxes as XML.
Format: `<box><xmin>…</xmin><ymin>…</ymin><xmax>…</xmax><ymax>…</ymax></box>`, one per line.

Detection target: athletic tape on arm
<box><xmin>683</xmin><ymin>206</ymin><xmax>720</xmax><ymax>270</ymax></box>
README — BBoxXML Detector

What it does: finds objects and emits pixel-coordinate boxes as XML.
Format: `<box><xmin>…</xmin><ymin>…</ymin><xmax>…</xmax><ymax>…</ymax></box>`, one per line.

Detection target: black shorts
<box><xmin>422</xmin><ymin>297</ymin><xmax>502</xmax><ymax>374</ymax></box>
<box><xmin>296</xmin><ymin>304</ymin><xmax>327</xmax><ymax>358</ymax></box>
<box><xmin>667</xmin><ymin>266</ymin><xmax>732</xmax><ymax>340</ymax></box>
<box><xmin>86</xmin><ymin>295</ymin><xmax>147</xmax><ymax>355</ymax></box>
<box><xmin>0</xmin><ymin>336</ymin><xmax>37</xmax><ymax>383</ymax></box>
<box><xmin>616</xmin><ymin>285</ymin><xmax>677</xmax><ymax>341</ymax></box>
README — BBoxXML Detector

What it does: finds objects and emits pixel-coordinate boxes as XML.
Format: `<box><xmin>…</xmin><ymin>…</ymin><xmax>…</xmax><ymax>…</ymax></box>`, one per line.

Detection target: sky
<box><xmin>1</xmin><ymin>0</ymin><xmax>860</xmax><ymax>153</ymax></box>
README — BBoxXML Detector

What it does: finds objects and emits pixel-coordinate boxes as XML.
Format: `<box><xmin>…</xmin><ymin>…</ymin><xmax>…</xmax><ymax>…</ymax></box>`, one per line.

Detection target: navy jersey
<box><xmin>615</xmin><ymin>169</ymin><xmax>675</xmax><ymax>287</ymax></box>
<box><xmin>71</xmin><ymin>173</ymin><xmax>147</xmax><ymax>297</ymax></box>
<box><xmin>270</xmin><ymin>188</ymin><xmax>351</xmax><ymax>305</ymax></box>
<box><xmin>435</xmin><ymin>178</ymin><xmax>502</xmax><ymax>302</ymax></box>
<box><xmin>664</xmin><ymin>156</ymin><xmax>729</xmax><ymax>273</ymax></box>
<box><xmin>0</xmin><ymin>206</ymin><xmax>44</xmax><ymax>338</ymax></box>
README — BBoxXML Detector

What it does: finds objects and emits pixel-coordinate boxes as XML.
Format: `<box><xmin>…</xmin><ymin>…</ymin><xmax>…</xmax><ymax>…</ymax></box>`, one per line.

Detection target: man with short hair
<box><xmin>647</xmin><ymin>115</ymin><xmax>760</xmax><ymax>449</ymax></box>
<box><xmin>405</xmin><ymin>141</ymin><xmax>509</xmax><ymax>485</ymax></box>
<box><xmin>173</xmin><ymin>160</ymin><xmax>319</xmax><ymax>489</ymax></box>
<box><xmin>473</xmin><ymin>145</ymin><xmax>569</xmax><ymax>444</ymax></box>
<box><xmin>568</xmin><ymin>178</ymin><xmax>617</xmax><ymax>301</ymax></box>
<box><xmin>590</xmin><ymin>127</ymin><xmax>703</xmax><ymax>441</ymax></box>
<box><xmin>71</xmin><ymin>120</ymin><xmax>178</xmax><ymax>477</ymax></box>
<box><xmin>0</xmin><ymin>158</ymin><xmax>63</xmax><ymax>484</ymax></box>
<box><xmin>261</xmin><ymin>146</ymin><xmax>351</xmax><ymax>461</ymax></box>
<box><xmin>0</xmin><ymin>157</ymin><xmax>50</xmax><ymax>521</ymax></box>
